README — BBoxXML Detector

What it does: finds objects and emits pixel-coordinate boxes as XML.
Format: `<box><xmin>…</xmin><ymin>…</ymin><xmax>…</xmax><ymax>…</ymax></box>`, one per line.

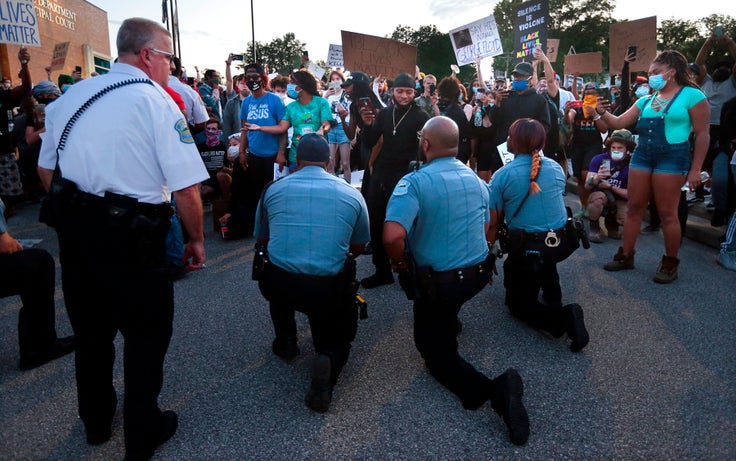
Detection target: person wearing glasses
<box><xmin>37</xmin><ymin>17</ymin><xmax>208</xmax><ymax>460</ymax></box>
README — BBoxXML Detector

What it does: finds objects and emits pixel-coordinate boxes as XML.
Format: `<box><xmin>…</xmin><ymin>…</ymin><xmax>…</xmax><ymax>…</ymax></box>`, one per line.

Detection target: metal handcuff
<box><xmin>544</xmin><ymin>230</ymin><xmax>561</xmax><ymax>248</ymax></box>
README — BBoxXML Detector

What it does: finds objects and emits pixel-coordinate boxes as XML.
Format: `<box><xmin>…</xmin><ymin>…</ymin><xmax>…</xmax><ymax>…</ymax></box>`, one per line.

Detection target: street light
<box><xmin>250</xmin><ymin>0</ymin><xmax>256</xmax><ymax>62</ymax></box>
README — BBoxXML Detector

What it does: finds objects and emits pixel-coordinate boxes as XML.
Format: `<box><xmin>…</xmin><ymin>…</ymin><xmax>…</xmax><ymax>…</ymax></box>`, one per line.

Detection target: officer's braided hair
<box><xmin>507</xmin><ymin>118</ymin><xmax>546</xmax><ymax>195</ymax></box>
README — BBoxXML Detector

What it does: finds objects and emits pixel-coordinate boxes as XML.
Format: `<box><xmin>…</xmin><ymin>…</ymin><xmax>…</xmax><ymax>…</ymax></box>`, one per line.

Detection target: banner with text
<box><xmin>449</xmin><ymin>15</ymin><xmax>503</xmax><ymax>66</ymax></box>
<box><xmin>50</xmin><ymin>41</ymin><xmax>70</xmax><ymax>70</ymax></box>
<box><xmin>609</xmin><ymin>16</ymin><xmax>657</xmax><ymax>74</ymax></box>
<box><xmin>341</xmin><ymin>31</ymin><xmax>416</xmax><ymax>77</ymax></box>
<box><xmin>0</xmin><ymin>0</ymin><xmax>41</xmax><ymax>47</ymax></box>
<box><xmin>514</xmin><ymin>0</ymin><xmax>548</xmax><ymax>61</ymax></box>
<box><xmin>327</xmin><ymin>44</ymin><xmax>343</xmax><ymax>68</ymax></box>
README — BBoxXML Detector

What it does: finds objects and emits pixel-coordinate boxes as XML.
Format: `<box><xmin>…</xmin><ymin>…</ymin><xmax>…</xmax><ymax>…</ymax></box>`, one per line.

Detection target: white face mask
<box><xmin>227</xmin><ymin>145</ymin><xmax>240</xmax><ymax>160</ymax></box>
<box><xmin>611</xmin><ymin>151</ymin><xmax>625</xmax><ymax>162</ymax></box>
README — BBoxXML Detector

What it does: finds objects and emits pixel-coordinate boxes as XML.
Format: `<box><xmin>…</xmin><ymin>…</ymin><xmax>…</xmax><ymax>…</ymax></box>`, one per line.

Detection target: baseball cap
<box><xmin>341</xmin><ymin>71</ymin><xmax>370</xmax><ymax>87</ymax></box>
<box><xmin>512</xmin><ymin>62</ymin><xmax>534</xmax><ymax>76</ymax></box>
<box><xmin>610</xmin><ymin>129</ymin><xmax>633</xmax><ymax>145</ymax></box>
<box><xmin>391</xmin><ymin>73</ymin><xmax>415</xmax><ymax>89</ymax></box>
<box><xmin>33</xmin><ymin>80</ymin><xmax>62</xmax><ymax>97</ymax></box>
<box><xmin>244</xmin><ymin>63</ymin><xmax>265</xmax><ymax>75</ymax></box>
<box><xmin>297</xmin><ymin>133</ymin><xmax>330</xmax><ymax>163</ymax></box>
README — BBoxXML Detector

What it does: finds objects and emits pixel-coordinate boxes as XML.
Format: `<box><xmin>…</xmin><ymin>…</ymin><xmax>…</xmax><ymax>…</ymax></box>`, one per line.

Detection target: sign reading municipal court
<box><xmin>449</xmin><ymin>15</ymin><xmax>503</xmax><ymax>66</ymax></box>
<box><xmin>0</xmin><ymin>0</ymin><xmax>41</xmax><ymax>46</ymax></box>
<box><xmin>341</xmin><ymin>31</ymin><xmax>416</xmax><ymax>77</ymax></box>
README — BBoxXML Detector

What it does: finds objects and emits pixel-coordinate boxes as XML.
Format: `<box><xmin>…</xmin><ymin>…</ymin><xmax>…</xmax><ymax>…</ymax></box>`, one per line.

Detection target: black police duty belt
<box><xmin>510</xmin><ymin>226</ymin><xmax>567</xmax><ymax>248</ymax></box>
<box><xmin>414</xmin><ymin>254</ymin><xmax>495</xmax><ymax>285</ymax></box>
<box><xmin>67</xmin><ymin>187</ymin><xmax>174</xmax><ymax>220</ymax></box>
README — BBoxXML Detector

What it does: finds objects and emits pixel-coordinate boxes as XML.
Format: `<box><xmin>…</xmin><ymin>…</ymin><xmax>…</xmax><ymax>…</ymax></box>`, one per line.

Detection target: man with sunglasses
<box><xmin>37</xmin><ymin>17</ymin><xmax>208</xmax><ymax>461</ymax></box>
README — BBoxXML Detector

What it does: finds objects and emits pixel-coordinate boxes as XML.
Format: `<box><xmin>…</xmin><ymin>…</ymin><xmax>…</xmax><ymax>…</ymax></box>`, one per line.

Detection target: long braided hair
<box><xmin>507</xmin><ymin>118</ymin><xmax>547</xmax><ymax>195</ymax></box>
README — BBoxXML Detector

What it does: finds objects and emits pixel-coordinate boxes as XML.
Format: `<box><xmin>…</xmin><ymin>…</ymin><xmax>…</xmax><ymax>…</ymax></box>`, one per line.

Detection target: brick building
<box><xmin>1</xmin><ymin>0</ymin><xmax>111</xmax><ymax>86</ymax></box>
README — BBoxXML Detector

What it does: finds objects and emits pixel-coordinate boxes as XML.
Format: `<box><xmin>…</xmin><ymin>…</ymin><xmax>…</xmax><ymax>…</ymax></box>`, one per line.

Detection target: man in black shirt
<box><xmin>359</xmin><ymin>73</ymin><xmax>430</xmax><ymax>288</ymax></box>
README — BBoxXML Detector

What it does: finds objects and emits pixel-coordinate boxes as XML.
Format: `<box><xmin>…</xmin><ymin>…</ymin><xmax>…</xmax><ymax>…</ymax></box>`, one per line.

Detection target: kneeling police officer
<box><xmin>383</xmin><ymin>116</ymin><xmax>530</xmax><ymax>446</ymax></box>
<box><xmin>255</xmin><ymin>133</ymin><xmax>370</xmax><ymax>413</ymax></box>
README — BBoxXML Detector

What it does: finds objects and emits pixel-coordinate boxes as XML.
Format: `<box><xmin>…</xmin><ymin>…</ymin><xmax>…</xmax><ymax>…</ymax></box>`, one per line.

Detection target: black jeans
<box><xmin>56</xmin><ymin>199</ymin><xmax>173</xmax><ymax>454</ymax></box>
<box><xmin>0</xmin><ymin>248</ymin><xmax>58</xmax><ymax>355</ymax></box>
<box><xmin>412</xmin><ymin>268</ymin><xmax>494</xmax><ymax>410</ymax></box>
<box><xmin>259</xmin><ymin>263</ymin><xmax>358</xmax><ymax>386</ymax></box>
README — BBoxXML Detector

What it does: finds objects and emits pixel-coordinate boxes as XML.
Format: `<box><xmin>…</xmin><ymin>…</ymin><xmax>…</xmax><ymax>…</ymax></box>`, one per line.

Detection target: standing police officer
<box><xmin>487</xmin><ymin>118</ymin><xmax>589</xmax><ymax>352</ymax></box>
<box><xmin>37</xmin><ymin>18</ymin><xmax>208</xmax><ymax>461</ymax></box>
<box><xmin>384</xmin><ymin>116</ymin><xmax>530</xmax><ymax>446</ymax></box>
<box><xmin>255</xmin><ymin>133</ymin><xmax>369</xmax><ymax>413</ymax></box>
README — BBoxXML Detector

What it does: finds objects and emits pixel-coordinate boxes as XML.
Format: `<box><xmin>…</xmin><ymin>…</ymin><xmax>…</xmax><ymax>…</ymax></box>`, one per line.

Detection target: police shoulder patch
<box><xmin>392</xmin><ymin>179</ymin><xmax>411</xmax><ymax>196</ymax></box>
<box><xmin>175</xmin><ymin>119</ymin><xmax>194</xmax><ymax>144</ymax></box>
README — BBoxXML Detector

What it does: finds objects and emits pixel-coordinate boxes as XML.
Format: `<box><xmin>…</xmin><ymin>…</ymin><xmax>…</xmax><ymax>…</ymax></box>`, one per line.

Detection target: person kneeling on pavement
<box><xmin>254</xmin><ymin>133</ymin><xmax>370</xmax><ymax>413</ymax></box>
<box><xmin>584</xmin><ymin>129</ymin><xmax>634</xmax><ymax>243</ymax></box>
<box><xmin>488</xmin><ymin>118</ymin><xmax>589</xmax><ymax>353</ymax></box>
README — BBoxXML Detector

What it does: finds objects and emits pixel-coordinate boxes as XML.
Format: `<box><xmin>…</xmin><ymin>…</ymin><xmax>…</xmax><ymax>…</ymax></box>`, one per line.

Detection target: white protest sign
<box><xmin>497</xmin><ymin>142</ymin><xmax>515</xmax><ymax>166</ymax></box>
<box><xmin>0</xmin><ymin>0</ymin><xmax>41</xmax><ymax>47</ymax></box>
<box><xmin>307</xmin><ymin>61</ymin><xmax>326</xmax><ymax>80</ymax></box>
<box><xmin>449</xmin><ymin>15</ymin><xmax>503</xmax><ymax>66</ymax></box>
<box><xmin>327</xmin><ymin>44</ymin><xmax>343</xmax><ymax>67</ymax></box>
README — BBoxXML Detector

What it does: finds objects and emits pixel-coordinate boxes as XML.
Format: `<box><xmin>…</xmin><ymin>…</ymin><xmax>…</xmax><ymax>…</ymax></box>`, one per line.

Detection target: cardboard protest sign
<box><xmin>341</xmin><ymin>31</ymin><xmax>416</xmax><ymax>77</ymax></box>
<box><xmin>609</xmin><ymin>17</ymin><xmax>657</xmax><ymax>73</ymax></box>
<box><xmin>514</xmin><ymin>0</ymin><xmax>549</xmax><ymax>60</ymax></box>
<box><xmin>307</xmin><ymin>61</ymin><xmax>326</xmax><ymax>80</ymax></box>
<box><xmin>564</xmin><ymin>51</ymin><xmax>602</xmax><ymax>75</ymax></box>
<box><xmin>50</xmin><ymin>41</ymin><xmax>70</xmax><ymax>71</ymax></box>
<box><xmin>449</xmin><ymin>15</ymin><xmax>503</xmax><ymax>66</ymax></box>
<box><xmin>546</xmin><ymin>38</ymin><xmax>559</xmax><ymax>62</ymax></box>
<box><xmin>0</xmin><ymin>0</ymin><xmax>41</xmax><ymax>47</ymax></box>
<box><xmin>327</xmin><ymin>44</ymin><xmax>343</xmax><ymax>68</ymax></box>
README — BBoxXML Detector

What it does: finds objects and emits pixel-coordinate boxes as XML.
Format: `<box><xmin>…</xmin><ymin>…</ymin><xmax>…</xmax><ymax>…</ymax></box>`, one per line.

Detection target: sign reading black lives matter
<box><xmin>449</xmin><ymin>15</ymin><xmax>503</xmax><ymax>67</ymax></box>
<box><xmin>514</xmin><ymin>0</ymin><xmax>548</xmax><ymax>62</ymax></box>
<box><xmin>0</xmin><ymin>0</ymin><xmax>41</xmax><ymax>47</ymax></box>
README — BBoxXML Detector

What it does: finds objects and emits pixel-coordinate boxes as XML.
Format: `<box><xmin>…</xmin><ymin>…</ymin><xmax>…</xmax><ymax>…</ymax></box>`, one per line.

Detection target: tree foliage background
<box><xmin>246</xmin><ymin>33</ymin><xmax>305</xmax><ymax>76</ymax></box>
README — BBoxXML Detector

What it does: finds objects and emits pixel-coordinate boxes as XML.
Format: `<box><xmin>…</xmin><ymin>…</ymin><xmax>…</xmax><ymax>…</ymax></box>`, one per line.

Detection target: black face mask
<box><xmin>713</xmin><ymin>68</ymin><xmax>731</xmax><ymax>83</ymax></box>
<box><xmin>246</xmin><ymin>80</ymin><xmax>261</xmax><ymax>92</ymax></box>
<box><xmin>36</xmin><ymin>97</ymin><xmax>55</xmax><ymax>105</ymax></box>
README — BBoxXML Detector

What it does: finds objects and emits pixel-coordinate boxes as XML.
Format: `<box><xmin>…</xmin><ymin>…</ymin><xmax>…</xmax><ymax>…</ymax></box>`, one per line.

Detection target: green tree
<box><xmin>246</xmin><ymin>33</ymin><xmax>305</xmax><ymax>75</ymax></box>
<box><xmin>389</xmin><ymin>25</ymin><xmax>475</xmax><ymax>83</ymax></box>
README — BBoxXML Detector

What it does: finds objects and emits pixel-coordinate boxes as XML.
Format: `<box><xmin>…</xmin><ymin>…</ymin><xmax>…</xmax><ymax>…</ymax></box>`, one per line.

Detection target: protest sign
<box><xmin>0</xmin><ymin>0</ymin><xmax>41</xmax><ymax>47</ymax></box>
<box><xmin>546</xmin><ymin>38</ymin><xmax>559</xmax><ymax>62</ymax></box>
<box><xmin>448</xmin><ymin>15</ymin><xmax>503</xmax><ymax>66</ymax></box>
<box><xmin>50</xmin><ymin>41</ymin><xmax>70</xmax><ymax>71</ymax></box>
<box><xmin>514</xmin><ymin>0</ymin><xmax>548</xmax><ymax>60</ymax></box>
<box><xmin>564</xmin><ymin>51</ymin><xmax>602</xmax><ymax>75</ymax></box>
<box><xmin>609</xmin><ymin>17</ymin><xmax>657</xmax><ymax>73</ymax></box>
<box><xmin>327</xmin><ymin>44</ymin><xmax>343</xmax><ymax>68</ymax></box>
<box><xmin>308</xmin><ymin>61</ymin><xmax>326</xmax><ymax>80</ymax></box>
<box><xmin>341</xmin><ymin>31</ymin><xmax>416</xmax><ymax>77</ymax></box>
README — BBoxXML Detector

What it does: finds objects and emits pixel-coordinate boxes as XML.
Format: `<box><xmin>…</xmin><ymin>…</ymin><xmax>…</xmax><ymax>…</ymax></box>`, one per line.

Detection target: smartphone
<box><xmin>359</xmin><ymin>96</ymin><xmax>373</xmax><ymax>113</ymax></box>
<box><xmin>715</xmin><ymin>25</ymin><xmax>723</xmax><ymax>39</ymax></box>
<box><xmin>231</xmin><ymin>53</ymin><xmax>244</xmax><ymax>61</ymax></box>
<box><xmin>598</xmin><ymin>87</ymin><xmax>611</xmax><ymax>102</ymax></box>
<box><xmin>627</xmin><ymin>45</ymin><xmax>637</xmax><ymax>61</ymax></box>
<box><xmin>600</xmin><ymin>159</ymin><xmax>611</xmax><ymax>176</ymax></box>
<box><xmin>429</xmin><ymin>83</ymin><xmax>436</xmax><ymax>96</ymax></box>
<box><xmin>187</xmin><ymin>77</ymin><xmax>195</xmax><ymax>85</ymax></box>
<box><xmin>74</xmin><ymin>65</ymin><xmax>82</xmax><ymax>72</ymax></box>
<box><xmin>302</xmin><ymin>50</ymin><xmax>309</xmax><ymax>58</ymax></box>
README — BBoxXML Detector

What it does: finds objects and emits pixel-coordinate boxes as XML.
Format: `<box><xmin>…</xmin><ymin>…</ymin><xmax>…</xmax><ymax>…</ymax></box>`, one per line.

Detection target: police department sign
<box><xmin>0</xmin><ymin>0</ymin><xmax>40</xmax><ymax>47</ymax></box>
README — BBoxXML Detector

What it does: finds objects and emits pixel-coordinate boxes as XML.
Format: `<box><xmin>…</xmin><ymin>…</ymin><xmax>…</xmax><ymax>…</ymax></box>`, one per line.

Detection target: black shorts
<box><xmin>570</xmin><ymin>144</ymin><xmax>601</xmax><ymax>177</ymax></box>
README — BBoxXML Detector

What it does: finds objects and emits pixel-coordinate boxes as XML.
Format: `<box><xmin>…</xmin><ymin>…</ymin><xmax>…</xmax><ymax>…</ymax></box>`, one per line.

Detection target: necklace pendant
<box><xmin>393</xmin><ymin>129</ymin><xmax>396</xmax><ymax>135</ymax></box>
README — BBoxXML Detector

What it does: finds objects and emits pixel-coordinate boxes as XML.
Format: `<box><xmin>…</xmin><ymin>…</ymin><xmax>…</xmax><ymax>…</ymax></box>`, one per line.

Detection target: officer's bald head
<box><xmin>420</xmin><ymin>116</ymin><xmax>458</xmax><ymax>162</ymax></box>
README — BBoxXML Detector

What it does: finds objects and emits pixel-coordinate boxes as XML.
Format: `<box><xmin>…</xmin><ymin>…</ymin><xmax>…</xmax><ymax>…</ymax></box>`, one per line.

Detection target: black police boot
<box><xmin>305</xmin><ymin>354</ymin><xmax>332</xmax><ymax>413</ymax></box>
<box><xmin>564</xmin><ymin>303</ymin><xmax>589</xmax><ymax>352</ymax></box>
<box><xmin>19</xmin><ymin>336</ymin><xmax>75</xmax><ymax>371</ymax></box>
<box><xmin>490</xmin><ymin>368</ymin><xmax>529</xmax><ymax>446</ymax></box>
<box><xmin>272</xmin><ymin>337</ymin><xmax>300</xmax><ymax>361</ymax></box>
<box><xmin>360</xmin><ymin>271</ymin><xmax>394</xmax><ymax>289</ymax></box>
<box><xmin>124</xmin><ymin>410</ymin><xmax>178</xmax><ymax>461</ymax></box>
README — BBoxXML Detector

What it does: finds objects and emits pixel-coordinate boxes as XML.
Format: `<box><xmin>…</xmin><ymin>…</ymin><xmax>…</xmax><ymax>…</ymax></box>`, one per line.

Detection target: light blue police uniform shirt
<box><xmin>385</xmin><ymin>156</ymin><xmax>490</xmax><ymax>272</ymax></box>
<box><xmin>488</xmin><ymin>155</ymin><xmax>567</xmax><ymax>232</ymax></box>
<box><xmin>255</xmin><ymin>165</ymin><xmax>370</xmax><ymax>276</ymax></box>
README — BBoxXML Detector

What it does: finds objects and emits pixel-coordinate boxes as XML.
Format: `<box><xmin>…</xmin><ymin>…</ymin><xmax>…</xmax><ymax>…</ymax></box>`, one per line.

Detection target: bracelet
<box><xmin>592</xmin><ymin>114</ymin><xmax>602</xmax><ymax>121</ymax></box>
<box><xmin>596</xmin><ymin>109</ymin><xmax>606</xmax><ymax>116</ymax></box>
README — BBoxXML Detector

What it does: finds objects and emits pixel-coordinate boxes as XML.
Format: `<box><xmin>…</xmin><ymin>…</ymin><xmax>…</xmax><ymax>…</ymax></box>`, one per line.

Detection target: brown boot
<box><xmin>603</xmin><ymin>246</ymin><xmax>635</xmax><ymax>271</ymax></box>
<box><xmin>653</xmin><ymin>255</ymin><xmax>679</xmax><ymax>284</ymax></box>
<box><xmin>588</xmin><ymin>219</ymin><xmax>604</xmax><ymax>243</ymax></box>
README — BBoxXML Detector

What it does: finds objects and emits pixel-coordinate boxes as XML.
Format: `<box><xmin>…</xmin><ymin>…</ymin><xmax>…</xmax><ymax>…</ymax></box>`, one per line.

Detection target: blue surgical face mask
<box><xmin>472</xmin><ymin>87</ymin><xmax>479</xmax><ymax>94</ymax></box>
<box><xmin>635</xmin><ymin>85</ymin><xmax>650</xmax><ymax>98</ymax></box>
<box><xmin>648</xmin><ymin>74</ymin><xmax>667</xmax><ymax>91</ymax></box>
<box><xmin>611</xmin><ymin>151</ymin><xmax>625</xmax><ymax>162</ymax></box>
<box><xmin>511</xmin><ymin>79</ymin><xmax>529</xmax><ymax>91</ymax></box>
<box><xmin>286</xmin><ymin>83</ymin><xmax>299</xmax><ymax>100</ymax></box>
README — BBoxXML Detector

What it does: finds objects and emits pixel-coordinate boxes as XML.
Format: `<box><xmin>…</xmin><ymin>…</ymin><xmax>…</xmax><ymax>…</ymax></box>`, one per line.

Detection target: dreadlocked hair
<box><xmin>529</xmin><ymin>151</ymin><xmax>542</xmax><ymax>194</ymax></box>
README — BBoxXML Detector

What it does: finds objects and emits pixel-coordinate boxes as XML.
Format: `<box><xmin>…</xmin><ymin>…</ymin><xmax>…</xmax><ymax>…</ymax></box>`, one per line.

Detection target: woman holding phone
<box><xmin>596</xmin><ymin>50</ymin><xmax>710</xmax><ymax>283</ymax></box>
<box><xmin>323</xmin><ymin>70</ymin><xmax>353</xmax><ymax>183</ymax></box>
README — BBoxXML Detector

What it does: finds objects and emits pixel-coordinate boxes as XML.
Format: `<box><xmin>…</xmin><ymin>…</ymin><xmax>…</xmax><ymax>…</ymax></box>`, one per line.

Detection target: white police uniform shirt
<box><xmin>385</xmin><ymin>156</ymin><xmax>490</xmax><ymax>272</ymax></box>
<box><xmin>39</xmin><ymin>63</ymin><xmax>209</xmax><ymax>205</ymax></box>
<box><xmin>255</xmin><ymin>165</ymin><xmax>370</xmax><ymax>276</ymax></box>
<box><xmin>168</xmin><ymin>75</ymin><xmax>209</xmax><ymax>126</ymax></box>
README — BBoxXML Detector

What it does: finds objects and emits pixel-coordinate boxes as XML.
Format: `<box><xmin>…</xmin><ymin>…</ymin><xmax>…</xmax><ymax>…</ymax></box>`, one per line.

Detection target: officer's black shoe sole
<box><xmin>360</xmin><ymin>272</ymin><xmax>394</xmax><ymax>289</ymax></box>
<box><xmin>491</xmin><ymin>368</ymin><xmax>530</xmax><ymax>446</ymax></box>
<box><xmin>272</xmin><ymin>337</ymin><xmax>300</xmax><ymax>361</ymax></box>
<box><xmin>305</xmin><ymin>355</ymin><xmax>332</xmax><ymax>413</ymax></box>
<box><xmin>565</xmin><ymin>303</ymin><xmax>589</xmax><ymax>352</ymax></box>
<box><xmin>124</xmin><ymin>410</ymin><xmax>178</xmax><ymax>461</ymax></box>
<box><xmin>86</xmin><ymin>427</ymin><xmax>112</xmax><ymax>445</ymax></box>
<box><xmin>19</xmin><ymin>336</ymin><xmax>76</xmax><ymax>371</ymax></box>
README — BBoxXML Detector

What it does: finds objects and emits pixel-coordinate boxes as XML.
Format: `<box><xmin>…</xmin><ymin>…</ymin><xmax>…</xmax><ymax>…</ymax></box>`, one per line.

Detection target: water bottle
<box><xmin>474</xmin><ymin>108</ymin><xmax>483</xmax><ymax>127</ymax></box>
